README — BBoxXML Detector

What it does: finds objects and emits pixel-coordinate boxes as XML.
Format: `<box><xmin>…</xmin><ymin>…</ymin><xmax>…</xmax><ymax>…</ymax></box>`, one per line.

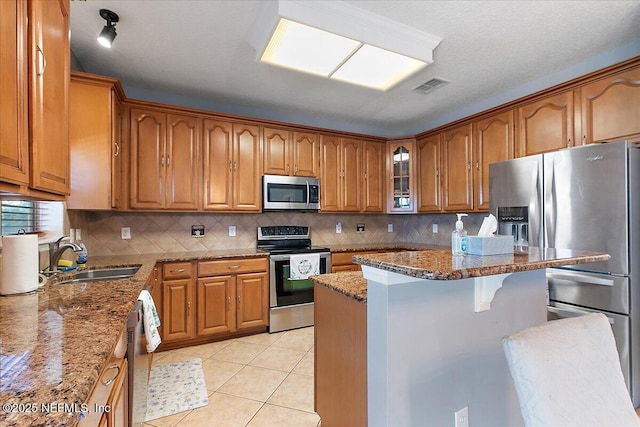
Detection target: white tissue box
<box><xmin>466</xmin><ymin>235</ymin><xmax>513</xmax><ymax>255</ymax></box>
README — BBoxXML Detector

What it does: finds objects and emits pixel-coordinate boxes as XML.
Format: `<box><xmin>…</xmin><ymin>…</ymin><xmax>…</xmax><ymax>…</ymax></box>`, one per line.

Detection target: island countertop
<box><xmin>311</xmin><ymin>247</ymin><xmax>610</xmax><ymax>304</ymax></box>
<box><xmin>0</xmin><ymin>250</ymin><xmax>268</xmax><ymax>427</ymax></box>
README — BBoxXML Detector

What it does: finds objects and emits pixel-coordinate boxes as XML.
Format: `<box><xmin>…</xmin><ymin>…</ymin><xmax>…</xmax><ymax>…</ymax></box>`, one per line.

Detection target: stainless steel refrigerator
<box><xmin>489</xmin><ymin>140</ymin><xmax>640</xmax><ymax>405</ymax></box>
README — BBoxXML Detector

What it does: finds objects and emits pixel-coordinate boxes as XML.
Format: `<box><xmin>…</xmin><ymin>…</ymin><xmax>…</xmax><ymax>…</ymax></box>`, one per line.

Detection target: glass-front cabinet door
<box><xmin>387</xmin><ymin>139</ymin><xmax>416</xmax><ymax>213</ymax></box>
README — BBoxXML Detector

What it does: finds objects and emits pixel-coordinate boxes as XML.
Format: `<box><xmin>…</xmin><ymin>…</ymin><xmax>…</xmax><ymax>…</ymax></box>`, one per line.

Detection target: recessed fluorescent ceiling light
<box><xmin>248</xmin><ymin>1</ymin><xmax>442</xmax><ymax>91</ymax></box>
<box><xmin>261</xmin><ymin>18</ymin><xmax>360</xmax><ymax>77</ymax></box>
<box><xmin>332</xmin><ymin>44</ymin><xmax>427</xmax><ymax>91</ymax></box>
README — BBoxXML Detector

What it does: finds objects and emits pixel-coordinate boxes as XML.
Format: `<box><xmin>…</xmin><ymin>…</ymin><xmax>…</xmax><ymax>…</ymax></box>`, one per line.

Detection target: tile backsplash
<box><xmin>68</xmin><ymin>210</ymin><xmax>487</xmax><ymax>256</ymax></box>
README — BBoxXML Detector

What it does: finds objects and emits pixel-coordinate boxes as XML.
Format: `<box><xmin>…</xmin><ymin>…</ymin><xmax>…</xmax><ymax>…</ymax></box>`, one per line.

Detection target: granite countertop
<box><xmin>0</xmin><ymin>249</ymin><xmax>267</xmax><ymax>427</ymax></box>
<box><xmin>312</xmin><ymin>247</ymin><xmax>610</xmax><ymax>304</ymax></box>
<box><xmin>328</xmin><ymin>242</ymin><xmax>444</xmax><ymax>253</ymax></box>
<box><xmin>352</xmin><ymin>247</ymin><xmax>610</xmax><ymax>280</ymax></box>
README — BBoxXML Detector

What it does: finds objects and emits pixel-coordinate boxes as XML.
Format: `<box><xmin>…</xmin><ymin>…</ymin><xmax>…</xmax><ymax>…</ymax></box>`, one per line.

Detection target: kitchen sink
<box><xmin>56</xmin><ymin>266</ymin><xmax>140</xmax><ymax>284</ymax></box>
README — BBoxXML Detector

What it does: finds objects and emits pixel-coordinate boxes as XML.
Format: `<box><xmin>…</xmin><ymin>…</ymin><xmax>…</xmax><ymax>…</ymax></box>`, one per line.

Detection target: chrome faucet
<box><xmin>48</xmin><ymin>236</ymin><xmax>83</xmax><ymax>273</ymax></box>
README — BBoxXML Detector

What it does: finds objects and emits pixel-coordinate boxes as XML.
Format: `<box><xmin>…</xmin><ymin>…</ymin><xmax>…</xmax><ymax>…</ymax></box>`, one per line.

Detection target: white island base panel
<box><xmin>363</xmin><ymin>266</ymin><xmax>548</xmax><ymax>427</ymax></box>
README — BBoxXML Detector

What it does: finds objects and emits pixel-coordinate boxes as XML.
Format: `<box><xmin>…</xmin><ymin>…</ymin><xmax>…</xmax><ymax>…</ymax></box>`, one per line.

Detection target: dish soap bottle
<box><xmin>451</xmin><ymin>213</ymin><xmax>468</xmax><ymax>255</ymax></box>
<box><xmin>75</xmin><ymin>228</ymin><xmax>88</xmax><ymax>268</ymax></box>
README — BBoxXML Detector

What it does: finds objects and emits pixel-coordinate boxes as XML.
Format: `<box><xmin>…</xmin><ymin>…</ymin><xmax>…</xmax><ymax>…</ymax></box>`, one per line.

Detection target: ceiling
<box><xmin>69</xmin><ymin>1</ymin><xmax>640</xmax><ymax>137</ymax></box>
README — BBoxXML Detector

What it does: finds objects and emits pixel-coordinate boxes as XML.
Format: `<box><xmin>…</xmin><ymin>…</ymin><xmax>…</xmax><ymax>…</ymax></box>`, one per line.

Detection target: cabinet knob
<box><xmin>227</xmin><ymin>296</ymin><xmax>231</xmax><ymax>311</ymax></box>
<box><xmin>582</xmin><ymin>135</ymin><xmax>587</xmax><ymax>145</ymax></box>
<box><xmin>167</xmin><ymin>156</ymin><xmax>171</xmax><ymax>166</ymax></box>
<box><xmin>567</xmin><ymin>138</ymin><xmax>571</xmax><ymax>148</ymax></box>
<box><xmin>187</xmin><ymin>301</ymin><xmax>191</xmax><ymax>314</ymax></box>
<box><xmin>161</xmin><ymin>156</ymin><xmax>165</xmax><ymax>167</ymax></box>
<box><xmin>228</xmin><ymin>160</ymin><xmax>232</xmax><ymax>171</ymax></box>
<box><xmin>237</xmin><ymin>295</ymin><xmax>241</xmax><ymax>308</ymax></box>
<box><xmin>475</xmin><ymin>162</ymin><xmax>479</xmax><ymax>169</ymax></box>
<box><xmin>233</xmin><ymin>161</ymin><xmax>238</xmax><ymax>171</ymax></box>
<box><xmin>467</xmin><ymin>163</ymin><xmax>471</xmax><ymax>171</ymax></box>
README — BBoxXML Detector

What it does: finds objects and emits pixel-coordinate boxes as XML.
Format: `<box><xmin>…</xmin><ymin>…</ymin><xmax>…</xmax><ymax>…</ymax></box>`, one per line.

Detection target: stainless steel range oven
<box><xmin>257</xmin><ymin>226</ymin><xmax>330</xmax><ymax>333</ymax></box>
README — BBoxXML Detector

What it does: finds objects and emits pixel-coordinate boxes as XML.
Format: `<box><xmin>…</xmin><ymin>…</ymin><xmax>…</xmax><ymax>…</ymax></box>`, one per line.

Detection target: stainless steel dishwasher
<box><xmin>127</xmin><ymin>288</ymin><xmax>150</xmax><ymax>426</ymax></box>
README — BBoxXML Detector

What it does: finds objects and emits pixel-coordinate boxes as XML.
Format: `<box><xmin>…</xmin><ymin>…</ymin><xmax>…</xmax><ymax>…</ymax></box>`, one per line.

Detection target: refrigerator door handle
<box><xmin>545</xmin><ymin>157</ymin><xmax>557</xmax><ymax>247</ymax></box>
<box><xmin>547</xmin><ymin>270</ymin><xmax>615</xmax><ymax>287</ymax></box>
<box><xmin>529</xmin><ymin>161</ymin><xmax>542</xmax><ymax>247</ymax></box>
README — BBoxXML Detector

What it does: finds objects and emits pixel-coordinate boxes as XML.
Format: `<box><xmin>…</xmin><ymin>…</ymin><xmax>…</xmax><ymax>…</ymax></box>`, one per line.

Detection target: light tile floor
<box><xmin>144</xmin><ymin>327</ymin><xmax>320</xmax><ymax>427</ymax></box>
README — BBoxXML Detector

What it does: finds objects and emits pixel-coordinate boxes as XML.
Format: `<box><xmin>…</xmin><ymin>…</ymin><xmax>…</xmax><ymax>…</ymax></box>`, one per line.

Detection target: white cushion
<box><xmin>503</xmin><ymin>313</ymin><xmax>640</xmax><ymax>427</ymax></box>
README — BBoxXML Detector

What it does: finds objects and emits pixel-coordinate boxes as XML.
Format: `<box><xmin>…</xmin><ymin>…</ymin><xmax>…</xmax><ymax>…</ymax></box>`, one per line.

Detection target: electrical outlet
<box><xmin>121</xmin><ymin>227</ymin><xmax>131</xmax><ymax>240</ymax></box>
<box><xmin>356</xmin><ymin>223</ymin><xmax>365</xmax><ymax>232</ymax></box>
<box><xmin>388</xmin><ymin>223</ymin><xmax>393</xmax><ymax>233</ymax></box>
<box><xmin>228</xmin><ymin>226</ymin><xmax>236</xmax><ymax>237</ymax></box>
<box><xmin>432</xmin><ymin>223</ymin><xmax>438</xmax><ymax>233</ymax></box>
<box><xmin>455</xmin><ymin>406</ymin><xmax>469</xmax><ymax>427</ymax></box>
<box><xmin>335</xmin><ymin>222</ymin><xmax>342</xmax><ymax>234</ymax></box>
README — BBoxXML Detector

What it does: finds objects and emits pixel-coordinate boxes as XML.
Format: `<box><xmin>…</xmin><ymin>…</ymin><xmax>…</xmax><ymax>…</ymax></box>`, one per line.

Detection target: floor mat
<box><xmin>145</xmin><ymin>357</ymin><xmax>209</xmax><ymax>422</ymax></box>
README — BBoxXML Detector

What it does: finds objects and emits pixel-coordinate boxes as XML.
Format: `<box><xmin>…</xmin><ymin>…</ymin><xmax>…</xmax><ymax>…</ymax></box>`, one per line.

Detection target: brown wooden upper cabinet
<box><xmin>203</xmin><ymin>119</ymin><xmax>262</xmax><ymax>211</ymax></box>
<box><xmin>28</xmin><ymin>0</ymin><xmax>71</xmax><ymax>195</ymax></box>
<box><xmin>320</xmin><ymin>135</ymin><xmax>362</xmax><ymax>212</ymax></box>
<box><xmin>263</xmin><ymin>127</ymin><xmax>319</xmax><ymax>177</ymax></box>
<box><xmin>361</xmin><ymin>140</ymin><xmax>385</xmax><ymax>213</ymax></box>
<box><xmin>68</xmin><ymin>73</ymin><xmax>123</xmax><ymax>210</ymax></box>
<box><xmin>0</xmin><ymin>0</ymin><xmax>29</xmax><ymax>187</ymax></box>
<box><xmin>473</xmin><ymin>110</ymin><xmax>515</xmax><ymax>211</ymax></box>
<box><xmin>1</xmin><ymin>0</ymin><xmax>70</xmax><ymax>197</ymax></box>
<box><xmin>387</xmin><ymin>139</ymin><xmax>416</xmax><ymax>213</ymax></box>
<box><xmin>517</xmin><ymin>91</ymin><xmax>575</xmax><ymax>157</ymax></box>
<box><xmin>130</xmin><ymin>108</ymin><xmax>201</xmax><ymax>210</ymax></box>
<box><xmin>442</xmin><ymin>124</ymin><xmax>474</xmax><ymax>212</ymax></box>
<box><xmin>579</xmin><ymin>67</ymin><xmax>640</xmax><ymax>144</ymax></box>
<box><xmin>417</xmin><ymin>133</ymin><xmax>442</xmax><ymax>213</ymax></box>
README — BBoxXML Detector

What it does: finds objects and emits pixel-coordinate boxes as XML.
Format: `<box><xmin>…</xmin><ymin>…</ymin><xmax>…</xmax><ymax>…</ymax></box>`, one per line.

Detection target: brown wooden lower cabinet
<box><xmin>314</xmin><ymin>284</ymin><xmax>367</xmax><ymax>427</ymax></box>
<box><xmin>159</xmin><ymin>257</ymin><xmax>268</xmax><ymax>349</ymax></box>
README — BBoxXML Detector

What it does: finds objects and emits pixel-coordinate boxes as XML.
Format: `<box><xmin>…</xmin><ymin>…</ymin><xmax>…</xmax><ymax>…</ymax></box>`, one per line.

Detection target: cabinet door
<box><xmin>0</xmin><ymin>0</ymin><xmax>29</xmax><ymax>185</ymax></box>
<box><xmin>263</xmin><ymin>126</ymin><xmax>290</xmax><ymax>175</ymax></box>
<box><xmin>162</xmin><ymin>279</ymin><xmax>194</xmax><ymax>342</ymax></box>
<box><xmin>361</xmin><ymin>141</ymin><xmax>385</xmax><ymax>213</ymax></box>
<box><xmin>203</xmin><ymin>119</ymin><xmax>233</xmax><ymax>210</ymax></box>
<box><xmin>442</xmin><ymin>124</ymin><xmax>473</xmax><ymax>212</ymax></box>
<box><xmin>387</xmin><ymin>140</ymin><xmax>416</xmax><ymax>213</ymax></box>
<box><xmin>236</xmin><ymin>272</ymin><xmax>269</xmax><ymax>330</ymax></box>
<box><xmin>166</xmin><ymin>114</ymin><xmax>200</xmax><ymax>210</ymax></box>
<box><xmin>107</xmin><ymin>358</ymin><xmax>128</xmax><ymax>427</ymax></box>
<box><xmin>292</xmin><ymin>131</ymin><xmax>319</xmax><ymax>177</ymax></box>
<box><xmin>341</xmin><ymin>138</ymin><xmax>362</xmax><ymax>212</ymax></box>
<box><xmin>197</xmin><ymin>276</ymin><xmax>235</xmax><ymax>336</ymax></box>
<box><xmin>130</xmin><ymin>108</ymin><xmax>165</xmax><ymax>209</ymax></box>
<box><xmin>474</xmin><ymin>111</ymin><xmax>514</xmax><ymax>211</ymax></box>
<box><xmin>111</xmin><ymin>90</ymin><xmax>122</xmax><ymax>209</ymax></box>
<box><xmin>320</xmin><ymin>135</ymin><xmax>341</xmax><ymax>212</ymax></box>
<box><xmin>417</xmin><ymin>134</ymin><xmax>442</xmax><ymax>213</ymax></box>
<box><xmin>29</xmin><ymin>0</ymin><xmax>70</xmax><ymax>195</ymax></box>
<box><xmin>517</xmin><ymin>91</ymin><xmax>574</xmax><ymax>156</ymax></box>
<box><xmin>579</xmin><ymin>68</ymin><xmax>640</xmax><ymax>144</ymax></box>
<box><xmin>233</xmin><ymin>123</ymin><xmax>262</xmax><ymax>211</ymax></box>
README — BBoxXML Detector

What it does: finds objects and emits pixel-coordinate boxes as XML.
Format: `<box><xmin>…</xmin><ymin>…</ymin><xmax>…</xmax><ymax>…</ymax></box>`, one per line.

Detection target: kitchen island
<box><xmin>0</xmin><ymin>249</ymin><xmax>266</xmax><ymax>427</ymax></box>
<box><xmin>311</xmin><ymin>247</ymin><xmax>610</xmax><ymax>427</ymax></box>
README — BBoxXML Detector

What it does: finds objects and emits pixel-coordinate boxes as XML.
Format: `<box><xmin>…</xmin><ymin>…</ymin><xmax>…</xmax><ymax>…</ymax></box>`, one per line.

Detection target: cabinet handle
<box><xmin>187</xmin><ymin>301</ymin><xmax>191</xmax><ymax>315</ymax></box>
<box><xmin>467</xmin><ymin>163</ymin><xmax>471</xmax><ymax>171</ymax></box>
<box><xmin>227</xmin><ymin>296</ymin><xmax>231</xmax><ymax>311</ymax></box>
<box><xmin>475</xmin><ymin>162</ymin><xmax>479</xmax><ymax>169</ymax></box>
<box><xmin>364</xmin><ymin>172</ymin><xmax>368</xmax><ymax>180</ymax></box>
<box><xmin>567</xmin><ymin>138</ymin><xmax>571</xmax><ymax>148</ymax></box>
<box><xmin>167</xmin><ymin>157</ymin><xmax>171</xmax><ymax>166</ymax></box>
<box><xmin>101</xmin><ymin>364</ymin><xmax>120</xmax><ymax>386</ymax></box>
<box><xmin>237</xmin><ymin>295</ymin><xmax>241</xmax><ymax>308</ymax></box>
<box><xmin>233</xmin><ymin>161</ymin><xmax>237</xmax><ymax>171</ymax></box>
<box><xmin>294</xmin><ymin>164</ymin><xmax>298</xmax><ymax>173</ymax></box>
<box><xmin>36</xmin><ymin>45</ymin><xmax>47</xmax><ymax>76</ymax></box>
<box><xmin>582</xmin><ymin>135</ymin><xmax>587</xmax><ymax>145</ymax></box>
<box><xmin>436</xmin><ymin>168</ymin><xmax>439</xmax><ymax>177</ymax></box>
<box><xmin>170</xmin><ymin>268</ymin><xmax>185</xmax><ymax>274</ymax></box>
<box><xmin>287</xmin><ymin>164</ymin><xmax>290</xmax><ymax>173</ymax></box>
<box><xmin>113</xmin><ymin>142</ymin><xmax>120</xmax><ymax>157</ymax></box>
<box><xmin>227</xmin><ymin>265</ymin><xmax>240</xmax><ymax>271</ymax></box>
<box><xmin>161</xmin><ymin>156</ymin><xmax>165</xmax><ymax>167</ymax></box>
<box><xmin>228</xmin><ymin>160</ymin><xmax>232</xmax><ymax>171</ymax></box>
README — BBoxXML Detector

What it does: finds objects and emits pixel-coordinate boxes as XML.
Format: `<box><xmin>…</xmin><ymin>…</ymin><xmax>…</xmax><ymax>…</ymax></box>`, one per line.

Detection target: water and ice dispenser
<box><xmin>497</xmin><ymin>207</ymin><xmax>529</xmax><ymax>246</ymax></box>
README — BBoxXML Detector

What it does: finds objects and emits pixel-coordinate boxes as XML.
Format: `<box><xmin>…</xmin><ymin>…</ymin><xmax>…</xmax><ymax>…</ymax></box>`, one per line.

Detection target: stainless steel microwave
<box><xmin>262</xmin><ymin>175</ymin><xmax>320</xmax><ymax>211</ymax></box>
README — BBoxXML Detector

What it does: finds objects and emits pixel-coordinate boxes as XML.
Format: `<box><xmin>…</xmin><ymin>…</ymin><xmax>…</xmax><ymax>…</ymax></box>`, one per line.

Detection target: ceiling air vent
<box><xmin>412</xmin><ymin>77</ymin><xmax>450</xmax><ymax>95</ymax></box>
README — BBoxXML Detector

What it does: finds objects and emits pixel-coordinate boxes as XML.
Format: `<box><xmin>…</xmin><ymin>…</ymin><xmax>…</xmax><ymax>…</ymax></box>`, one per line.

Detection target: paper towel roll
<box><xmin>1</xmin><ymin>234</ymin><xmax>40</xmax><ymax>295</ymax></box>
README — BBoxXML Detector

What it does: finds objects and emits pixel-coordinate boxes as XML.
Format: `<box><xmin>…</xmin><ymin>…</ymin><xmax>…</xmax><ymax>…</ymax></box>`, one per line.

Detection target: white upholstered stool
<box><xmin>502</xmin><ymin>313</ymin><xmax>640</xmax><ymax>427</ymax></box>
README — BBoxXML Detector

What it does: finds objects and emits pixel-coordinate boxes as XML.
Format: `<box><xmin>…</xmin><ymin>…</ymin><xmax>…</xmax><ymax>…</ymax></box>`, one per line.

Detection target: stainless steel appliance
<box><xmin>127</xmin><ymin>290</ymin><xmax>150</xmax><ymax>427</ymax></box>
<box><xmin>262</xmin><ymin>175</ymin><xmax>320</xmax><ymax>211</ymax></box>
<box><xmin>489</xmin><ymin>140</ymin><xmax>640</xmax><ymax>405</ymax></box>
<box><xmin>257</xmin><ymin>226</ymin><xmax>330</xmax><ymax>332</ymax></box>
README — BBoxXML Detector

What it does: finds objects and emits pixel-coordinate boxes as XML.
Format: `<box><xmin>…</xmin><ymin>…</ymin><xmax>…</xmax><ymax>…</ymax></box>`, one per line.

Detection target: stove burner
<box><xmin>257</xmin><ymin>226</ymin><xmax>328</xmax><ymax>254</ymax></box>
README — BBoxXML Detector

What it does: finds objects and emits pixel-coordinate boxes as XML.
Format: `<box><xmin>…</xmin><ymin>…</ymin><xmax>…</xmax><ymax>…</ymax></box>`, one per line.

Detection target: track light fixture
<box><xmin>97</xmin><ymin>9</ymin><xmax>119</xmax><ymax>48</ymax></box>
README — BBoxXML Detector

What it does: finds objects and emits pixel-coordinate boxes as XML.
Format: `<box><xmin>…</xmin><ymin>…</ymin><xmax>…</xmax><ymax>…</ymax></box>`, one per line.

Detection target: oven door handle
<box><xmin>269</xmin><ymin>253</ymin><xmax>330</xmax><ymax>262</ymax></box>
<box><xmin>306</xmin><ymin>181</ymin><xmax>310</xmax><ymax>207</ymax></box>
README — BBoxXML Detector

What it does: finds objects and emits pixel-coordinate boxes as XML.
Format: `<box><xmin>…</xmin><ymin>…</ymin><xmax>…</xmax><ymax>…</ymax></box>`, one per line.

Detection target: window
<box><xmin>0</xmin><ymin>200</ymin><xmax>40</xmax><ymax>235</ymax></box>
